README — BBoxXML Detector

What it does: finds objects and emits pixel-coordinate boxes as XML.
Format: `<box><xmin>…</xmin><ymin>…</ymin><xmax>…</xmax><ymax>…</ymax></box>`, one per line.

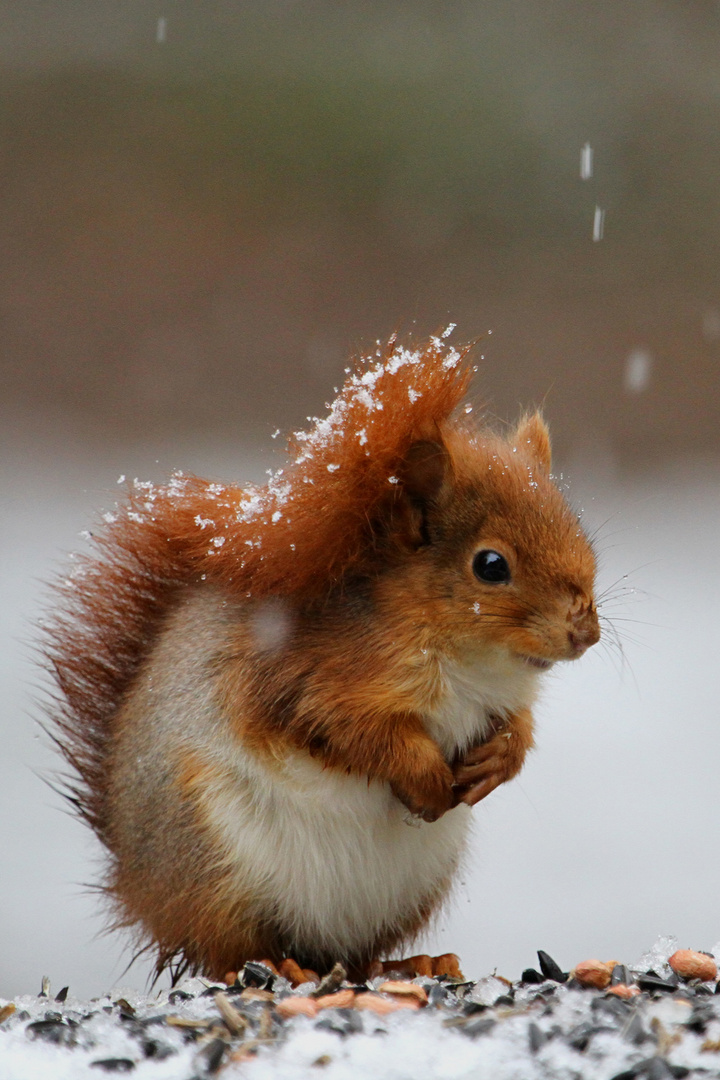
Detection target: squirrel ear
<box><xmin>514</xmin><ymin>412</ymin><xmax>551</xmax><ymax>472</ymax></box>
<box><xmin>401</xmin><ymin>439</ymin><xmax>452</xmax><ymax>504</ymax></box>
<box><xmin>384</xmin><ymin>438</ymin><xmax>452</xmax><ymax>550</ymax></box>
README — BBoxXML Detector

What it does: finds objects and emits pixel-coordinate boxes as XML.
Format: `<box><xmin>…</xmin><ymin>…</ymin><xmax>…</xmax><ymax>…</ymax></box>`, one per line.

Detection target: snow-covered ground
<box><xmin>2</xmin><ymin>414</ymin><xmax>720</xmax><ymax>1004</ymax></box>
<box><xmin>1</xmin><ymin>939</ymin><xmax>720</xmax><ymax>1079</ymax></box>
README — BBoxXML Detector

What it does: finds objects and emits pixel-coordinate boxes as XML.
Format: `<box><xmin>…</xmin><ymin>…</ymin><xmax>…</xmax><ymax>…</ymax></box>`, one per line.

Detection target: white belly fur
<box><xmin>200</xmin><ymin>745</ymin><xmax>472</xmax><ymax>959</ymax></box>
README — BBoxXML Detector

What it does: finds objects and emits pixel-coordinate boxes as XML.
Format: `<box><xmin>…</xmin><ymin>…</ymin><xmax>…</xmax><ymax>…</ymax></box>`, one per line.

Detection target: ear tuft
<box><xmin>514</xmin><ymin>412</ymin><xmax>551</xmax><ymax>472</ymax></box>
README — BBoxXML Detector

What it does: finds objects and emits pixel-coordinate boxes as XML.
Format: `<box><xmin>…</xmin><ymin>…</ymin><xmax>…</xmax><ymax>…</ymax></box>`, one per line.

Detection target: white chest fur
<box><xmin>424</xmin><ymin>649</ymin><xmax>541</xmax><ymax>759</ymax></box>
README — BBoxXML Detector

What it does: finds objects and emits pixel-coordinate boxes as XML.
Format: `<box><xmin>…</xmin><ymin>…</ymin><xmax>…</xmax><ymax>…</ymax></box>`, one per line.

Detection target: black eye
<box><xmin>472</xmin><ymin>549</ymin><xmax>511</xmax><ymax>584</ymax></box>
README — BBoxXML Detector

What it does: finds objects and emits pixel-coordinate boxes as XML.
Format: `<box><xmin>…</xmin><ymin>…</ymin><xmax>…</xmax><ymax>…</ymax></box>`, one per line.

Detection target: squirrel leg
<box><xmin>365</xmin><ymin>722</ymin><xmax>456</xmax><ymax>822</ymax></box>
<box><xmin>451</xmin><ymin>707</ymin><xmax>535</xmax><ymax>807</ymax></box>
<box><xmin>305</xmin><ymin>710</ymin><xmax>455</xmax><ymax>823</ymax></box>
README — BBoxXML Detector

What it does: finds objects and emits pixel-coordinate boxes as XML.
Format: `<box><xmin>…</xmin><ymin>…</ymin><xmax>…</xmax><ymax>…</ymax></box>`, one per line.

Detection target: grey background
<box><xmin>2</xmin><ymin>1</ymin><xmax>720</xmax><ymax>998</ymax></box>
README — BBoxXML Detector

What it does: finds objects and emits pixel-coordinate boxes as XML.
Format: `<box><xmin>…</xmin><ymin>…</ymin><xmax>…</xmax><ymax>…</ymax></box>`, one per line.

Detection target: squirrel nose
<box><xmin>567</xmin><ymin>602</ymin><xmax>600</xmax><ymax>657</ymax></box>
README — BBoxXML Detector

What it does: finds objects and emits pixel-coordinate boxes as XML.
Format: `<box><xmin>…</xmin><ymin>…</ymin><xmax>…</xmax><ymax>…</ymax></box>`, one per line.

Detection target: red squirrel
<box><xmin>46</xmin><ymin>332</ymin><xmax>599</xmax><ymax>982</ymax></box>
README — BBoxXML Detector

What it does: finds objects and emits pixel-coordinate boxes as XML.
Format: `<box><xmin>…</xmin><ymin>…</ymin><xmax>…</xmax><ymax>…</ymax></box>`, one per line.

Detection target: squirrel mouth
<box><xmin>519</xmin><ymin>654</ymin><xmax>553</xmax><ymax>671</ymax></box>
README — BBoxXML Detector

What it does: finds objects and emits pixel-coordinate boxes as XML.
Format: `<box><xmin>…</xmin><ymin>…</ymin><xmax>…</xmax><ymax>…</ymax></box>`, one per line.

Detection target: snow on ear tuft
<box><xmin>514</xmin><ymin>412</ymin><xmax>551</xmax><ymax>472</ymax></box>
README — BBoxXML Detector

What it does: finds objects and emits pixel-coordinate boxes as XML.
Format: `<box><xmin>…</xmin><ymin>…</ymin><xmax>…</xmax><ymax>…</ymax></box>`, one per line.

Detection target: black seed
<box><xmin>315</xmin><ymin>1009</ymin><xmax>363</xmax><ymax>1037</ymax></box>
<box><xmin>537</xmin><ymin>951</ymin><xmax>568</xmax><ymax>983</ymax></box>
<box><xmin>609</xmin><ymin>1059</ymin><xmax>655</xmax><ymax>1080</ymax></box>
<box><xmin>528</xmin><ymin>1022</ymin><xmax>545</xmax><ymax>1052</ymax></box>
<box><xmin>567</xmin><ymin>1021</ymin><xmax>613</xmax><ymax>1051</ymax></box>
<box><xmin>610</xmin><ymin>1059</ymin><xmax>679</xmax><ymax>1080</ymax></box>
<box><xmin>493</xmin><ymin>994</ymin><xmax>514</xmax><ymax>1007</ymax></box>
<box><xmin>200</xmin><ymin>985</ymin><xmax>227</xmax><ymax>998</ymax></box>
<box><xmin>198</xmin><ymin>1037</ymin><xmax>228</xmax><ymax>1073</ymax></box>
<box><xmin>25</xmin><ymin>1020</ymin><xmax>74</xmax><ymax>1045</ymax></box>
<box><xmin>636</xmin><ymin>974</ymin><xmax>678</xmax><ymax>994</ymax></box>
<box><xmin>521</xmin><ymin>968</ymin><xmax>544</xmax><ymax>984</ymax></box>
<box><xmin>462</xmin><ymin>1002</ymin><xmax>489</xmax><ymax>1016</ymax></box>
<box><xmin>623</xmin><ymin>1012</ymin><xmax>651</xmax><ymax>1045</ymax></box>
<box><xmin>136</xmin><ymin>1014</ymin><xmax>169</xmax><ymax>1028</ymax></box>
<box><xmin>685</xmin><ymin>1003</ymin><xmax>715</xmax><ymax>1033</ymax></box>
<box><xmin>241</xmin><ymin>962</ymin><xmax>276</xmax><ymax>991</ymax></box>
<box><xmin>142</xmin><ymin>1039</ymin><xmax>177</xmax><ymax>1060</ymax></box>
<box><xmin>168</xmin><ymin>990</ymin><xmax>193</xmax><ymax>1004</ymax></box>
<box><xmin>645</xmin><ymin>1059</ymin><xmax>676</xmax><ymax>1080</ymax></box>
<box><xmin>592</xmin><ymin>996</ymin><xmax>631</xmax><ymax>1021</ymax></box>
<box><xmin>90</xmin><ymin>1060</ymin><xmax>136</xmax><ymax>1073</ymax></box>
<box><xmin>55</xmin><ymin>986</ymin><xmax>69</xmax><ymax>1003</ymax></box>
<box><xmin>461</xmin><ymin>1016</ymin><xmax>496</xmax><ymax>1038</ymax></box>
<box><xmin>428</xmin><ymin>983</ymin><xmax>450</xmax><ymax>1007</ymax></box>
<box><xmin>611</xmin><ymin>965</ymin><xmax>631</xmax><ymax>986</ymax></box>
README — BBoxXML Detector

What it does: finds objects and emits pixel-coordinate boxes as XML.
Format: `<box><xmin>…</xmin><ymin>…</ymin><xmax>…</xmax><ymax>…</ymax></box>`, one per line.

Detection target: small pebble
<box><xmin>90</xmin><ymin>1060</ymin><xmax>136</xmax><ymax>1073</ymax></box>
<box><xmin>377</xmin><ymin>981</ymin><xmax>428</xmax><ymax>1004</ymax></box>
<box><xmin>574</xmin><ymin>959</ymin><xmax>613</xmax><ymax>990</ymax></box>
<box><xmin>316</xmin><ymin>990</ymin><xmax>356</xmax><ymax>1010</ymax></box>
<box><xmin>275</xmin><ymin>996</ymin><xmax>319</xmax><ymax>1019</ymax></box>
<box><xmin>355</xmin><ymin>993</ymin><xmax>420</xmax><ymax>1015</ymax></box>
<box><xmin>239</xmin><ymin>988</ymin><xmax>274</xmax><ymax>1003</ymax></box>
<box><xmin>607</xmin><ymin>984</ymin><xmax>641</xmax><ymax>1000</ymax></box>
<box><xmin>668</xmin><ymin>950</ymin><xmax>717</xmax><ymax>983</ymax></box>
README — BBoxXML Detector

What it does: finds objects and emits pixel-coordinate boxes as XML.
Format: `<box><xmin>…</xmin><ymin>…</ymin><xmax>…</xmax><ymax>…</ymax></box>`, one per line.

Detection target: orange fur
<box><xmin>44</xmin><ymin>331</ymin><xmax>600</xmax><ymax>979</ymax></box>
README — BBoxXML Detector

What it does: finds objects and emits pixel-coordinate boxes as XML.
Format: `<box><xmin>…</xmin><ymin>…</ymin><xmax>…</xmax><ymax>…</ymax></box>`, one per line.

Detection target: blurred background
<box><xmin>2</xmin><ymin>0</ymin><xmax>720</xmax><ymax>999</ymax></box>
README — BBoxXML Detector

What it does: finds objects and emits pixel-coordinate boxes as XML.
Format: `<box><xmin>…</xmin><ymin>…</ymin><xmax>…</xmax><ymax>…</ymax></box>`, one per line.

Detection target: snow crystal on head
<box><xmin>293</xmin><ymin>334</ymin><xmax>459</xmax><ymax>457</ymax></box>
<box><xmin>167</xmin><ymin>472</ymin><xmax>188</xmax><ymax>498</ymax></box>
<box><xmin>236</xmin><ymin>489</ymin><xmax>264</xmax><ymax>523</ymax></box>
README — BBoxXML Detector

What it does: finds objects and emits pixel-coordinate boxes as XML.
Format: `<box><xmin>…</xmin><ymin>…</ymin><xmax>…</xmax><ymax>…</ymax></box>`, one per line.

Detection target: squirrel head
<box><xmin>375</xmin><ymin>408</ymin><xmax>599</xmax><ymax>670</ymax></box>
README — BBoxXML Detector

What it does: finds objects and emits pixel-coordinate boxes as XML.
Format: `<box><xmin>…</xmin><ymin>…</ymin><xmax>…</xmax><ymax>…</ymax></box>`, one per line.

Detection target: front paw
<box><xmin>451</xmin><ymin>728</ymin><xmax>524</xmax><ymax>807</ymax></box>
<box><xmin>391</xmin><ymin>771</ymin><xmax>454</xmax><ymax>822</ymax></box>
